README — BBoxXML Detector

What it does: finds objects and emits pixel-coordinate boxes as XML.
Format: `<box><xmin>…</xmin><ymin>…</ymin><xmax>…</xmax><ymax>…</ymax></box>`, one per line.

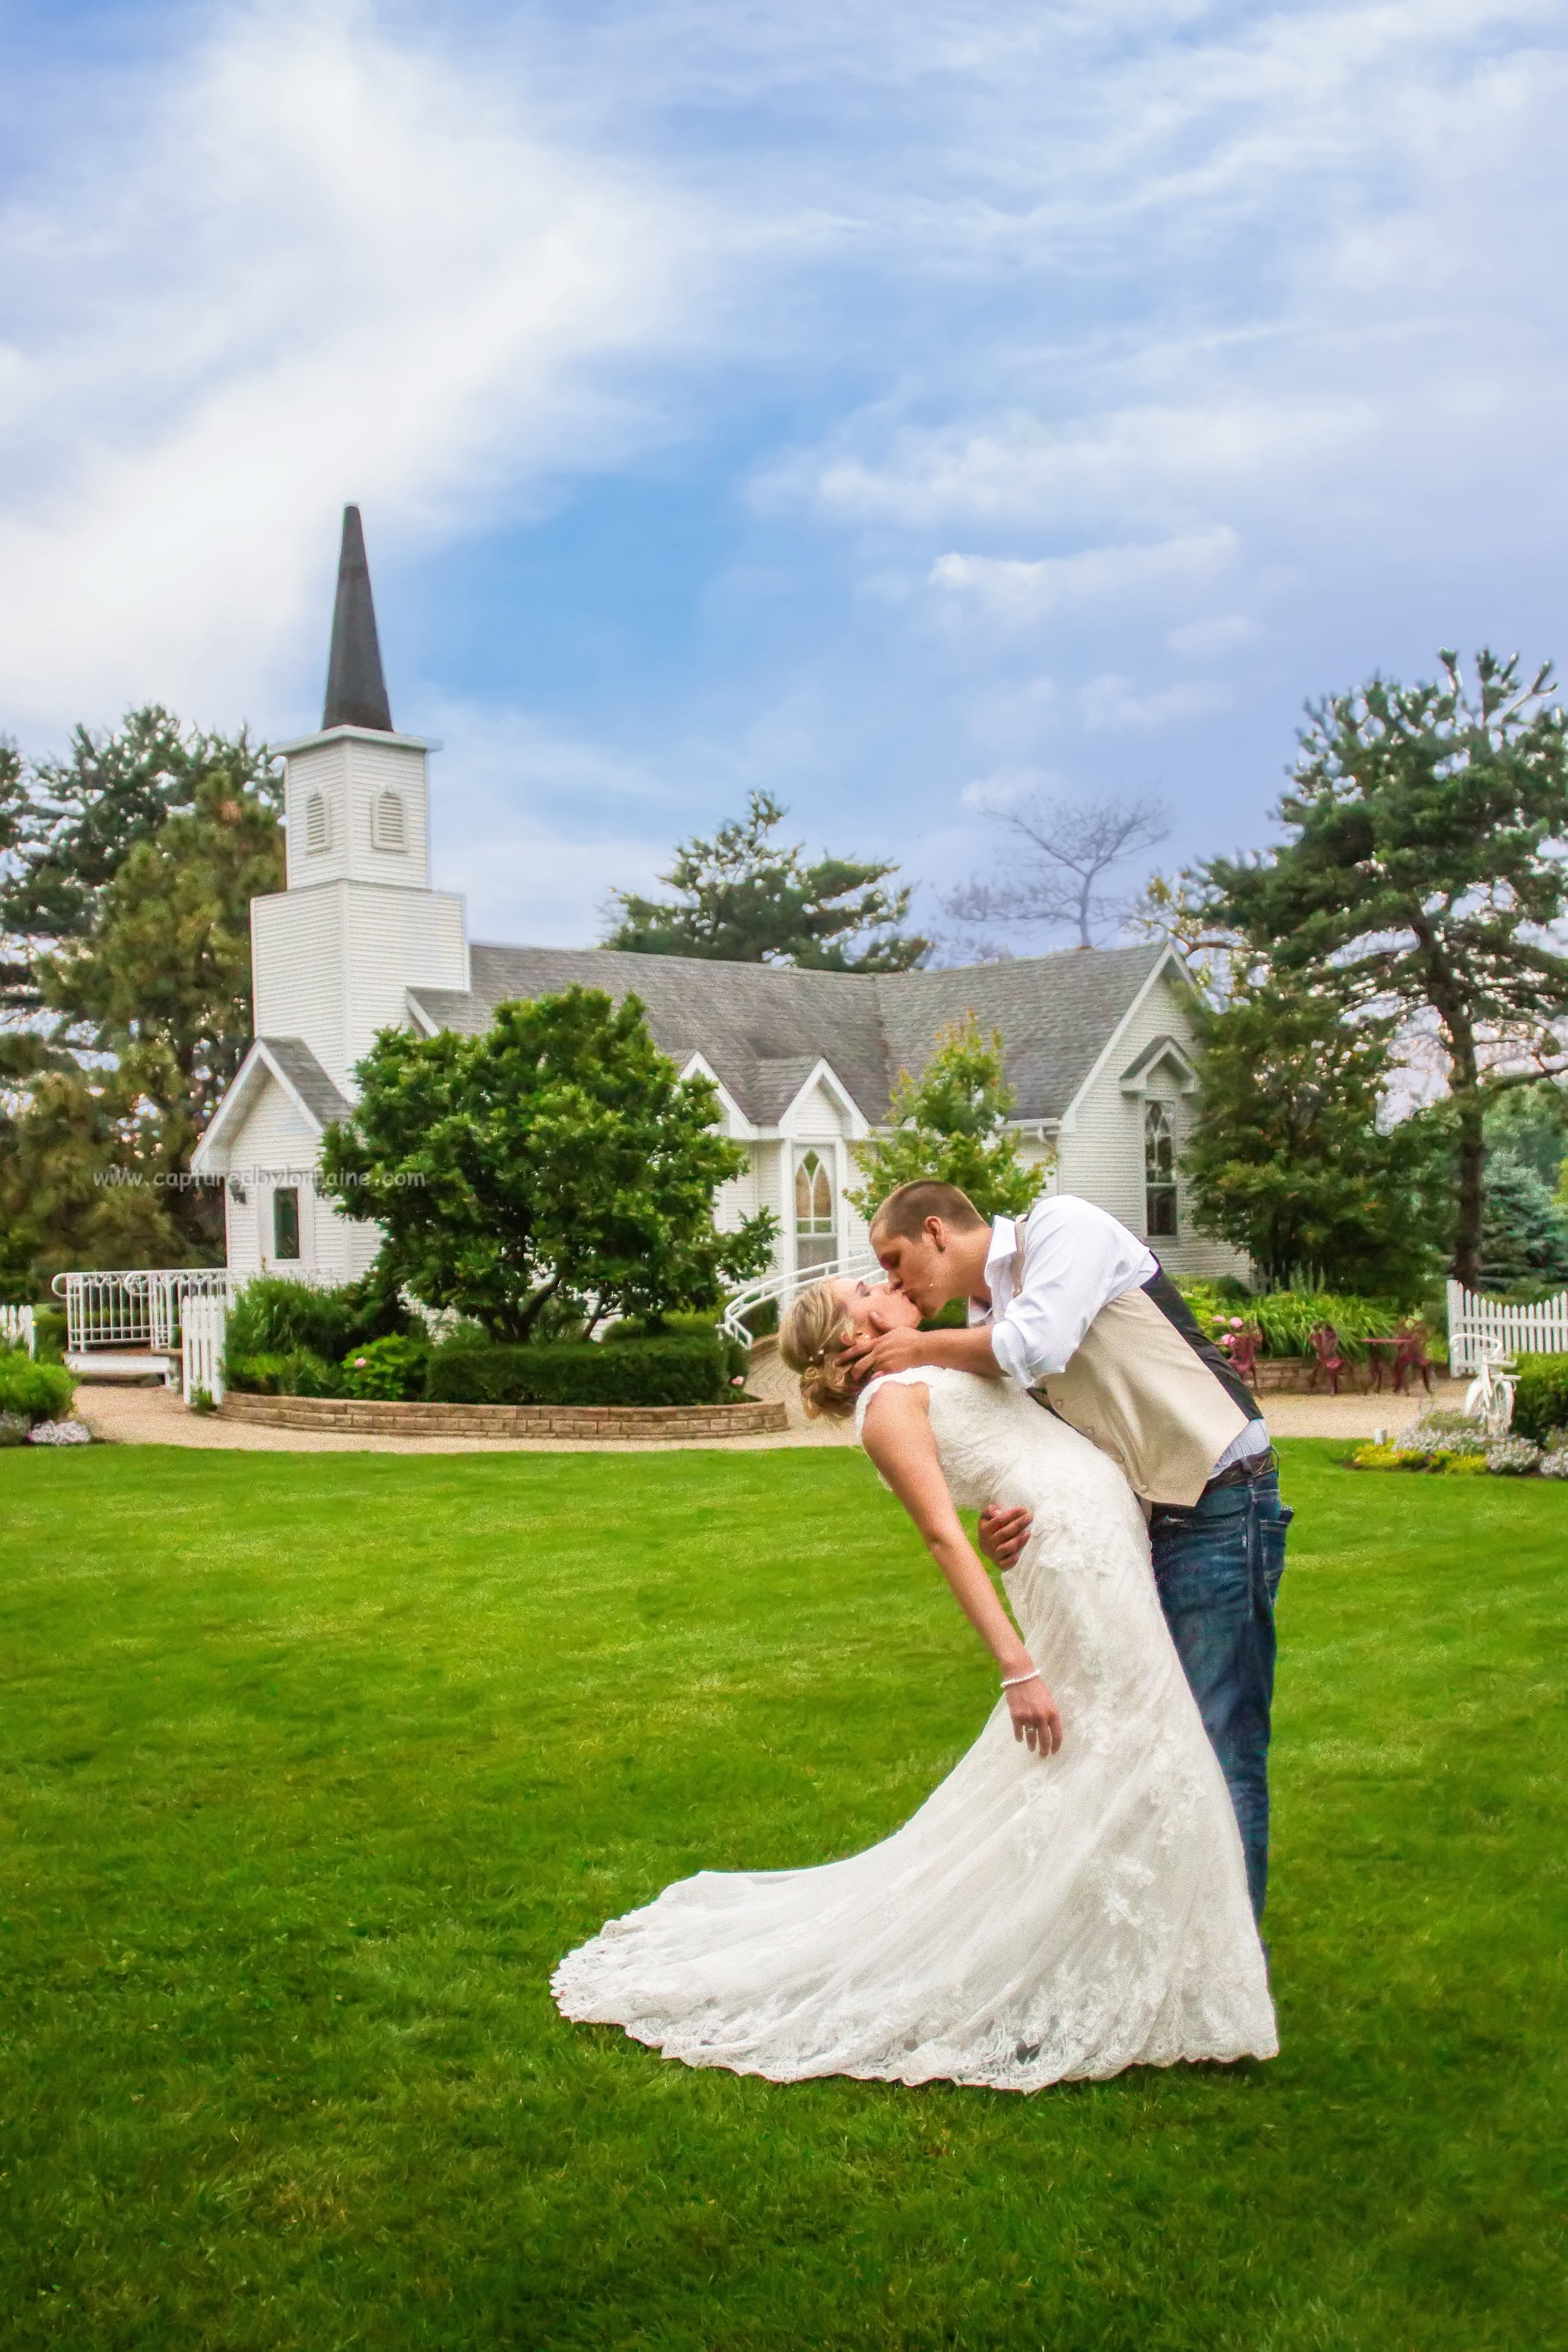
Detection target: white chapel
<box><xmin>193</xmin><ymin>511</ymin><xmax>1234</xmax><ymax>1289</ymax></box>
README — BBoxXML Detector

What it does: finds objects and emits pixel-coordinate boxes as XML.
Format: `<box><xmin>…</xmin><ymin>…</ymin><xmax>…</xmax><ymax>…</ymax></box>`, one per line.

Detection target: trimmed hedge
<box><xmin>1511</xmin><ymin>1353</ymin><xmax>1568</xmax><ymax>1444</ymax></box>
<box><xmin>0</xmin><ymin>1353</ymin><xmax>77</xmax><ymax>1425</ymax></box>
<box><xmin>425</xmin><ymin>1334</ymin><xmax>735</xmax><ymax>1407</ymax></box>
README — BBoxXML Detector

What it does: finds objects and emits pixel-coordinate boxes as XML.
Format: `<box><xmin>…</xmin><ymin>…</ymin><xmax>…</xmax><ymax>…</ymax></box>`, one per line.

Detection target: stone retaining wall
<box><xmin>217</xmin><ymin>1392</ymin><xmax>789</xmax><ymax>1441</ymax></box>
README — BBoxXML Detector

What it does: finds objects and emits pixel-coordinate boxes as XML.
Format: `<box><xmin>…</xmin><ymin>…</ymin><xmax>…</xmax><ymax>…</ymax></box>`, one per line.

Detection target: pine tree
<box><xmin>1478</xmin><ymin>1148</ymin><xmax>1568</xmax><ymax>1290</ymax></box>
<box><xmin>1197</xmin><ymin>651</ymin><xmax>1568</xmax><ymax>1287</ymax></box>
<box><xmin>1183</xmin><ymin>978</ymin><xmax>1447</xmax><ymax>1294</ymax></box>
<box><xmin>604</xmin><ymin>791</ymin><xmax>929</xmax><ymax>972</ymax></box>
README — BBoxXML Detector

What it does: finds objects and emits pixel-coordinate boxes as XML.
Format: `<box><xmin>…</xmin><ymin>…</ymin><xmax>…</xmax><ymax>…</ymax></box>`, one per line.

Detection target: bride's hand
<box><xmin>1006</xmin><ymin>1674</ymin><xmax>1063</xmax><ymax>1757</ymax></box>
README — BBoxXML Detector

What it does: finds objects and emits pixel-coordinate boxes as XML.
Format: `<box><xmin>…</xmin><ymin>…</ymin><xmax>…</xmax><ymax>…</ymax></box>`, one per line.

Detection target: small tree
<box><xmin>1183</xmin><ymin>978</ymin><xmax>1448</xmax><ymax>1295</ymax></box>
<box><xmin>848</xmin><ymin>1015</ymin><xmax>1044</xmax><ymax>1224</ymax></box>
<box><xmin>604</xmin><ymin>791</ymin><xmax>929</xmax><ymax>972</ymax></box>
<box><xmin>319</xmin><ymin>986</ymin><xmax>777</xmax><ymax>1340</ymax></box>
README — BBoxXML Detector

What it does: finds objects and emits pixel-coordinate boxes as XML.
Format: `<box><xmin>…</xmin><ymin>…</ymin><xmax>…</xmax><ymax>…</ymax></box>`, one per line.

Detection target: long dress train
<box><xmin>552</xmin><ymin>1366</ymin><xmax>1276</xmax><ymax>2091</ymax></box>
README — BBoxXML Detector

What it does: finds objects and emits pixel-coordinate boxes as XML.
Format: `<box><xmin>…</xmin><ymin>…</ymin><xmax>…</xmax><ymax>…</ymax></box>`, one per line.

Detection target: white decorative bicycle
<box><xmin>1463</xmin><ymin>1337</ymin><xmax>1517</xmax><ymax>1438</ymax></box>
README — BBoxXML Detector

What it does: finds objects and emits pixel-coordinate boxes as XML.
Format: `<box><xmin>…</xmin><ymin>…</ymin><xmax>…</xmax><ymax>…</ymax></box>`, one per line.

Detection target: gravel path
<box><xmin>75</xmin><ymin>1361</ymin><xmax>1467</xmax><ymax>1454</ymax></box>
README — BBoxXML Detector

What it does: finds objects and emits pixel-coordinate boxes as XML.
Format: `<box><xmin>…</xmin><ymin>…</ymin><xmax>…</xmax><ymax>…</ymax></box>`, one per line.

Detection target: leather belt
<box><xmin>1201</xmin><ymin>1445</ymin><xmax>1278</xmax><ymax>1495</ymax></box>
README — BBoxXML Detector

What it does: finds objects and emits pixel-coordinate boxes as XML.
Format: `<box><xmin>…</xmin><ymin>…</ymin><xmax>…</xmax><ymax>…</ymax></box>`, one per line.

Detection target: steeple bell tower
<box><xmin>246</xmin><ymin>506</ymin><xmax>469</xmax><ymax>1091</ymax></box>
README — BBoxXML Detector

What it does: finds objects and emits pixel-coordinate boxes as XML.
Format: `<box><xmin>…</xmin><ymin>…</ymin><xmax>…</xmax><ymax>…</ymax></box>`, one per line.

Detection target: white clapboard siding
<box><xmin>1447</xmin><ymin>1280</ymin><xmax>1568</xmax><ymax>1373</ymax></box>
<box><xmin>252</xmin><ymin>886</ymin><xmax>349</xmax><ymax>1082</ymax></box>
<box><xmin>1055</xmin><ymin>966</ymin><xmax>1245</xmax><ymax>1280</ymax></box>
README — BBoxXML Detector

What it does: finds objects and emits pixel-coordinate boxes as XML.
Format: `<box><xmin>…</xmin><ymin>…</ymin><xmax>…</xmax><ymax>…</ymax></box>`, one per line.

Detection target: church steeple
<box><xmin>322</xmin><ymin>505</ymin><xmax>393</xmax><ymax>732</ymax></box>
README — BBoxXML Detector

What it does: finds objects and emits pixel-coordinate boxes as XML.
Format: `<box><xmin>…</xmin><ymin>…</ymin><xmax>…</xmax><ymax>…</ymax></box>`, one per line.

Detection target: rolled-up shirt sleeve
<box><xmin>989</xmin><ymin>1198</ymin><xmax>1155</xmax><ymax>1386</ymax></box>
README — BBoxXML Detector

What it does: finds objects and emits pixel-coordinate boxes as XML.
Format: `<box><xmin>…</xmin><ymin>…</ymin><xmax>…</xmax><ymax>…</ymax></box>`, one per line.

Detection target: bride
<box><xmin>552</xmin><ymin>1274</ymin><xmax>1277</xmax><ymax>2091</ymax></box>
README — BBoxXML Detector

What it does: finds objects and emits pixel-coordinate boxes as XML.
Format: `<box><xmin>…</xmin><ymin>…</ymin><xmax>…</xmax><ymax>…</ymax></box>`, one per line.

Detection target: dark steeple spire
<box><xmin>322</xmin><ymin>505</ymin><xmax>393</xmax><ymax>732</ymax></box>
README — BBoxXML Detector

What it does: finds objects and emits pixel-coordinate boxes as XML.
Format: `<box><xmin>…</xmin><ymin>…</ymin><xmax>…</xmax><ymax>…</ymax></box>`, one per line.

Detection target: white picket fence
<box><xmin>1446</xmin><ymin>1280</ymin><xmax>1568</xmax><ymax>1375</ymax></box>
<box><xmin>0</xmin><ymin>1304</ymin><xmax>36</xmax><ymax>1356</ymax></box>
<box><xmin>180</xmin><ymin>1290</ymin><xmax>228</xmax><ymax>1406</ymax></box>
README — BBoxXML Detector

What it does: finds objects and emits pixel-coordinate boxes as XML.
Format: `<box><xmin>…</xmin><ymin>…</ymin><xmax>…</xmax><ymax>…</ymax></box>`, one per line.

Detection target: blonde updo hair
<box><xmin>779</xmin><ymin>1279</ymin><xmax>858</xmax><ymax>1422</ymax></box>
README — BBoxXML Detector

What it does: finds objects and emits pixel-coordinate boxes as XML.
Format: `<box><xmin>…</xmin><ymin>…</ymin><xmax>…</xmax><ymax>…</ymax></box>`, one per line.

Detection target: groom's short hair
<box><xmin>870</xmin><ymin>1181</ymin><xmax>988</xmax><ymax>1243</ymax></box>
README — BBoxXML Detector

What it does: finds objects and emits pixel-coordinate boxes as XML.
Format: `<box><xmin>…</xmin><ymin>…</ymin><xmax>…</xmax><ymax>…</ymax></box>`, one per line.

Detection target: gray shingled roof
<box><xmin>261</xmin><ymin>1038</ymin><xmax>353</xmax><ymax>1129</ymax></box>
<box><xmin>406</xmin><ymin>940</ymin><xmax>1169</xmax><ymax>1126</ymax></box>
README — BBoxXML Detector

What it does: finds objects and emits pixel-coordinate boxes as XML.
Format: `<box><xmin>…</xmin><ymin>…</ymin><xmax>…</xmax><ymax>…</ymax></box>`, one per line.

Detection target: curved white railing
<box><xmin>721</xmin><ymin>1249</ymin><xmax>885</xmax><ymax>1344</ymax></box>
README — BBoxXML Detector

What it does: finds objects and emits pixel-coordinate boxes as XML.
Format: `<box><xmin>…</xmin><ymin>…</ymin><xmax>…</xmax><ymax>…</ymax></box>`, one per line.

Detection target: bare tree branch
<box><xmin>942</xmin><ymin>790</ymin><xmax>1170</xmax><ymax>951</ymax></box>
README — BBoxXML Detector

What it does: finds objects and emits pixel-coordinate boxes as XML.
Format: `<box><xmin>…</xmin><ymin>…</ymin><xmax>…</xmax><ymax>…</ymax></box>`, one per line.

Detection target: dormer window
<box><xmin>372</xmin><ymin>789</ymin><xmax>406</xmax><ymax>852</ymax></box>
<box><xmin>304</xmin><ymin>790</ymin><xmax>331</xmax><ymax>853</ymax></box>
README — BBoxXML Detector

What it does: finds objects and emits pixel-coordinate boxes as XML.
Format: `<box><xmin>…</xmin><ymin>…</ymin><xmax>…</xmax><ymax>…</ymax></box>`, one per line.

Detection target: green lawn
<box><xmin>0</xmin><ymin>1440</ymin><xmax>1563</xmax><ymax>2352</ymax></box>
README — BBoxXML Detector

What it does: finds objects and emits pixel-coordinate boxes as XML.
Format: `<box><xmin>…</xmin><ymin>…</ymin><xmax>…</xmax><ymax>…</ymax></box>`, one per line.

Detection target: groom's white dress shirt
<box><xmin>969</xmin><ymin>1194</ymin><xmax>1269</xmax><ymax>1482</ymax></box>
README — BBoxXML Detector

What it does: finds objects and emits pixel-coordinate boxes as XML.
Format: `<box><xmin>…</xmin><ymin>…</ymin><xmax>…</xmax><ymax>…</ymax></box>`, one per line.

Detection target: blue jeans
<box><xmin>1149</xmin><ymin>1470</ymin><xmax>1291</xmax><ymax>1922</ymax></box>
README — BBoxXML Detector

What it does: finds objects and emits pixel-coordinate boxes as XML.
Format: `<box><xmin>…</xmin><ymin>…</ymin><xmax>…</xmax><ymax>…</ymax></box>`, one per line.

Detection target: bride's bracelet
<box><xmin>1000</xmin><ymin>1668</ymin><xmax>1041</xmax><ymax>1690</ymax></box>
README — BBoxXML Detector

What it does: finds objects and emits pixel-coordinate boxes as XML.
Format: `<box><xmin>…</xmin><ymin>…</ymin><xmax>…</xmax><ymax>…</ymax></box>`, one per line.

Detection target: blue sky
<box><xmin>2</xmin><ymin>0</ymin><xmax>1566</xmax><ymax>949</ymax></box>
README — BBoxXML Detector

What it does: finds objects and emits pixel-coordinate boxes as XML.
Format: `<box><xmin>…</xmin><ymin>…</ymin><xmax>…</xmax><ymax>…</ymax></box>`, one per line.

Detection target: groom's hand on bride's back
<box><xmin>978</xmin><ymin>1503</ymin><xmax>1032</xmax><ymax>1572</ymax></box>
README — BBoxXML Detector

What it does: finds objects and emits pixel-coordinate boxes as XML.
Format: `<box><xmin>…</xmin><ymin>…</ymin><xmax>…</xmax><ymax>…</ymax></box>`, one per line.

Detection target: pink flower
<box><xmin>1230</xmin><ymin>1316</ymin><xmax>1245</xmax><ymax>1329</ymax></box>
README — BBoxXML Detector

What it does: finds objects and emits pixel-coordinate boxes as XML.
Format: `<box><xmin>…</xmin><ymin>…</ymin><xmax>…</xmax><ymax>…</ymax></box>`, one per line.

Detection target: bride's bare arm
<box><xmin>861</xmin><ymin>1383</ymin><xmax>1062</xmax><ymax>1757</ymax></box>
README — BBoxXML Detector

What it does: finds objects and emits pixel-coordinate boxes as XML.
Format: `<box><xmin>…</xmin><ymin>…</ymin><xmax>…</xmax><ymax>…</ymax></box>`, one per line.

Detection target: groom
<box><xmin>841</xmin><ymin>1179</ymin><xmax>1291</xmax><ymax>1922</ymax></box>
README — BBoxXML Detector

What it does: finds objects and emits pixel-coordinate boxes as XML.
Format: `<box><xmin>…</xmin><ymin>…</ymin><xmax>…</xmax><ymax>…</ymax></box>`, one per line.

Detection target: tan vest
<box><xmin>1039</xmin><ymin>1285</ymin><xmax>1252</xmax><ymax>1508</ymax></box>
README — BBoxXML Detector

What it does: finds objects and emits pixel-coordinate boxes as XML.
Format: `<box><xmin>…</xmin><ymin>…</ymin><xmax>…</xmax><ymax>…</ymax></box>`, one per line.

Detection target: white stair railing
<box><xmin>1446</xmin><ymin>1279</ymin><xmax>1568</xmax><ymax>1376</ymax></box>
<box><xmin>0</xmin><ymin>1304</ymin><xmax>36</xmax><ymax>1357</ymax></box>
<box><xmin>722</xmin><ymin>1249</ymin><xmax>884</xmax><ymax>1344</ymax></box>
<box><xmin>52</xmin><ymin>1267</ymin><xmax>234</xmax><ymax>1356</ymax></box>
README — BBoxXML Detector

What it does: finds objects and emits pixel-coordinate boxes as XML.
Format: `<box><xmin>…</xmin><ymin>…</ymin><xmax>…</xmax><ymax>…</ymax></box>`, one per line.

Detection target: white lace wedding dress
<box><xmin>552</xmin><ymin>1366</ymin><xmax>1277</xmax><ymax>2090</ymax></box>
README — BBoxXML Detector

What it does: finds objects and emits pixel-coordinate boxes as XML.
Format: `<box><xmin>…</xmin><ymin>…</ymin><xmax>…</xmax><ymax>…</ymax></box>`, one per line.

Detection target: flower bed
<box><xmin>1350</xmin><ymin>1411</ymin><xmax>1568</xmax><ymax>1480</ymax></box>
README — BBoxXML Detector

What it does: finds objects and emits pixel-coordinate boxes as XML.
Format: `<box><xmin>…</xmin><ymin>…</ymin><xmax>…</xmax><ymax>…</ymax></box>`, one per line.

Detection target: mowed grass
<box><xmin>0</xmin><ymin>1440</ymin><xmax>1563</xmax><ymax>2352</ymax></box>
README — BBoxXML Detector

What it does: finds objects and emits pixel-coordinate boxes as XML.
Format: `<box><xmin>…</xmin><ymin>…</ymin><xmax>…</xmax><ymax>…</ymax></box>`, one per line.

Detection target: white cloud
<box><xmin>958</xmin><ymin>764</ymin><xmax>1058</xmax><ymax>813</ymax></box>
<box><xmin>0</xmin><ymin>0</ymin><xmax>715</xmax><ymax>738</ymax></box>
<box><xmin>929</xmin><ymin>528</ymin><xmax>1239</xmax><ymax>625</ymax></box>
<box><xmin>1078</xmin><ymin>673</ymin><xmax>1230</xmax><ymax>733</ymax></box>
<box><xmin>1166</xmin><ymin>613</ymin><xmax>1262</xmax><ymax>659</ymax></box>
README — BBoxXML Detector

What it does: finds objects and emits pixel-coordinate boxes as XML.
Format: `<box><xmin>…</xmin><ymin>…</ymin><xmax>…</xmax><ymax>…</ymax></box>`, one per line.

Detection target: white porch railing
<box><xmin>1446</xmin><ymin>1279</ymin><xmax>1568</xmax><ymax>1375</ymax></box>
<box><xmin>52</xmin><ymin>1267</ymin><xmax>234</xmax><ymax>1355</ymax></box>
<box><xmin>721</xmin><ymin>1248</ymin><xmax>884</xmax><ymax>1344</ymax></box>
<box><xmin>0</xmin><ymin>1304</ymin><xmax>36</xmax><ymax>1356</ymax></box>
<box><xmin>181</xmin><ymin>1290</ymin><xmax>228</xmax><ymax>1406</ymax></box>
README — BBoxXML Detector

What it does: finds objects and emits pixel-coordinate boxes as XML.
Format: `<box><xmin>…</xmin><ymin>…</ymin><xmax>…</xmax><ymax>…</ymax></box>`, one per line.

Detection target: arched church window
<box><xmin>1144</xmin><ymin>1101</ymin><xmax>1177</xmax><ymax>1237</ymax></box>
<box><xmin>795</xmin><ymin>1148</ymin><xmax>836</xmax><ymax>1271</ymax></box>
<box><xmin>304</xmin><ymin>790</ymin><xmax>331</xmax><ymax>853</ymax></box>
<box><xmin>372</xmin><ymin>789</ymin><xmax>406</xmax><ymax>851</ymax></box>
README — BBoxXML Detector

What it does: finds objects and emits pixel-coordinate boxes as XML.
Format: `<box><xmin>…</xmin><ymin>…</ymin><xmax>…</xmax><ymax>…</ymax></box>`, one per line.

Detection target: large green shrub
<box><xmin>0</xmin><ymin>1353</ymin><xmax>77</xmax><ymax>1424</ymax></box>
<box><xmin>225</xmin><ymin>1349</ymin><xmax>343</xmax><ymax>1398</ymax></box>
<box><xmin>425</xmin><ymin>1334</ymin><xmax>735</xmax><ymax>1408</ymax></box>
<box><xmin>225</xmin><ymin>1275</ymin><xmax>416</xmax><ymax>1366</ymax></box>
<box><xmin>340</xmin><ymin>1335</ymin><xmax>430</xmax><ymax>1401</ymax></box>
<box><xmin>1511</xmin><ymin>1354</ymin><xmax>1568</xmax><ymax>1444</ymax></box>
